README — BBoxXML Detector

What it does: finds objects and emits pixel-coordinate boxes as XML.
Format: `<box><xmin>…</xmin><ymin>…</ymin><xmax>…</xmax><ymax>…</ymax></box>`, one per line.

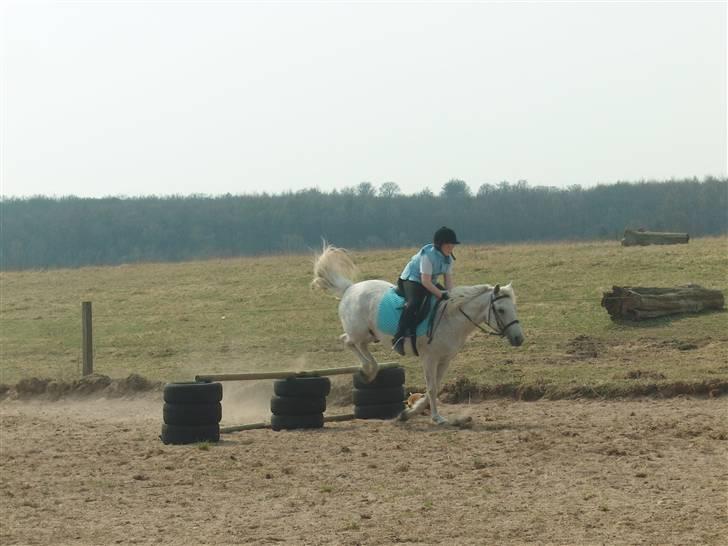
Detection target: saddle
<box><xmin>376</xmin><ymin>287</ymin><xmax>444</xmax><ymax>339</ymax></box>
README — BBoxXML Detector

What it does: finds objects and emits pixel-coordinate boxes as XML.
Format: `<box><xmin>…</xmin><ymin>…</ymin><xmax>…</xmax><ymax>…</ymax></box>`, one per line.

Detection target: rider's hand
<box><xmin>440</xmin><ymin>291</ymin><xmax>449</xmax><ymax>300</ymax></box>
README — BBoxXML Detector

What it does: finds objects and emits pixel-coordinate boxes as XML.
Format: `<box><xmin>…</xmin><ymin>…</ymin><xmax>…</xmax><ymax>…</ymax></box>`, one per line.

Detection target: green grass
<box><xmin>1</xmin><ymin>238</ymin><xmax>727</xmax><ymax>397</ymax></box>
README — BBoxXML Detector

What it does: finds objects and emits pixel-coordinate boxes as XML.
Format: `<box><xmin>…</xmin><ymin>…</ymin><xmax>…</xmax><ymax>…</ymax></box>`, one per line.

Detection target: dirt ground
<box><xmin>0</xmin><ymin>390</ymin><xmax>726</xmax><ymax>545</ymax></box>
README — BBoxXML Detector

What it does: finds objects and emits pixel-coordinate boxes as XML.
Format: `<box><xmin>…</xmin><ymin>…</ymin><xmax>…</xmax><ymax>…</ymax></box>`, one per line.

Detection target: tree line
<box><xmin>1</xmin><ymin>177</ymin><xmax>726</xmax><ymax>270</ymax></box>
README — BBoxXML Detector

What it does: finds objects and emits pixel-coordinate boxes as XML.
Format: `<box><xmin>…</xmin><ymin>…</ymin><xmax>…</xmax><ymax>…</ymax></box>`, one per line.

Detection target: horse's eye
<box><xmin>498</xmin><ymin>308</ymin><xmax>505</xmax><ymax>314</ymax></box>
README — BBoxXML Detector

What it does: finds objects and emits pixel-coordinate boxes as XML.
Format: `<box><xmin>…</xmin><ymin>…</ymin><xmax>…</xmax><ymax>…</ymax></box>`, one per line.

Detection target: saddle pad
<box><xmin>376</xmin><ymin>287</ymin><xmax>436</xmax><ymax>337</ymax></box>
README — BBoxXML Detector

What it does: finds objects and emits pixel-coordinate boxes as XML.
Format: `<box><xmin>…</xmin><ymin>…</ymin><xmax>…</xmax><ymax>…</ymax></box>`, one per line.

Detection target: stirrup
<box><xmin>392</xmin><ymin>336</ymin><xmax>406</xmax><ymax>356</ymax></box>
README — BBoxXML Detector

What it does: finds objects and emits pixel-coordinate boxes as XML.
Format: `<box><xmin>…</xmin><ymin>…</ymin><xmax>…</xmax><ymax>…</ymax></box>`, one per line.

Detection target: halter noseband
<box><xmin>459</xmin><ymin>292</ymin><xmax>520</xmax><ymax>337</ymax></box>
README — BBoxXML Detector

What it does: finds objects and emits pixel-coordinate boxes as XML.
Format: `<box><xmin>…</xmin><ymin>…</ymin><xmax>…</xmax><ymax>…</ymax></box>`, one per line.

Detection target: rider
<box><xmin>393</xmin><ymin>226</ymin><xmax>459</xmax><ymax>356</ymax></box>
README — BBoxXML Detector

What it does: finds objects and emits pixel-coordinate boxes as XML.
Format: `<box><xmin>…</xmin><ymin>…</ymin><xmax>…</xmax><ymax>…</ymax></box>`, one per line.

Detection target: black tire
<box><xmin>160</xmin><ymin>423</ymin><xmax>220</xmax><ymax>445</ymax></box>
<box><xmin>352</xmin><ymin>386</ymin><xmax>406</xmax><ymax>406</ymax></box>
<box><xmin>273</xmin><ymin>377</ymin><xmax>331</xmax><ymax>398</ymax></box>
<box><xmin>163</xmin><ymin>382</ymin><xmax>223</xmax><ymax>404</ymax></box>
<box><xmin>163</xmin><ymin>402</ymin><xmax>222</xmax><ymax>425</ymax></box>
<box><xmin>352</xmin><ymin>367</ymin><xmax>405</xmax><ymax>390</ymax></box>
<box><xmin>270</xmin><ymin>395</ymin><xmax>326</xmax><ymax>416</ymax></box>
<box><xmin>354</xmin><ymin>401</ymin><xmax>405</xmax><ymax>420</ymax></box>
<box><xmin>271</xmin><ymin>413</ymin><xmax>324</xmax><ymax>431</ymax></box>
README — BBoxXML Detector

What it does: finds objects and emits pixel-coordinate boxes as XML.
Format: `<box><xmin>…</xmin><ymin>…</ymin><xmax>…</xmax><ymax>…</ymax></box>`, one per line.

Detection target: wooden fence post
<box><xmin>82</xmin><ymin>301</ymin><xmax>93</xmax><ymax>376</ymax></box>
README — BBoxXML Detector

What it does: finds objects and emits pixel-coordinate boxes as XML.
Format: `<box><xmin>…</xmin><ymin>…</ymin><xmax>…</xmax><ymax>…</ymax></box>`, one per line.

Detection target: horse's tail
<box><xmin>311</xmin><ymin>242</ymin><xmax>358</xmax><ymax>297</ymax></box>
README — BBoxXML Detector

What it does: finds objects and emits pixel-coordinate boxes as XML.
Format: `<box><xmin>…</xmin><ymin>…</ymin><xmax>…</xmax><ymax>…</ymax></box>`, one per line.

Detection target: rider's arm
<box><xmin>419</xmin><ymin>255</ymin><xmax>445</xmax><ymax>298</ymax></box>
<box><xmin>444</xmin><ymin>273</ymin><xmax>453</xmax><ymax>292</ymax></box>
<box><xmin>421</xmin><ymin>274</ymin><xmax>446</xmax><ymax>299</ymax></box>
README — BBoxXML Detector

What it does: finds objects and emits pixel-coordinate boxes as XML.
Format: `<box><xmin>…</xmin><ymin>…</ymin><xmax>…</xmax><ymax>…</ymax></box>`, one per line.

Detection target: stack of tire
<box><xmin>271</xmin><ymin>376</ymin><xmax>330</xmax><ymax>431</ymax></box>
<box><xmin>161</xmin><ymin>381</ymin><xmax>223</xmax><ymax>444</ymax></box>
<box><xmin>353</xmin><ymin>366</ymin><xmax>406</xmax><ymax>420</ymax></box>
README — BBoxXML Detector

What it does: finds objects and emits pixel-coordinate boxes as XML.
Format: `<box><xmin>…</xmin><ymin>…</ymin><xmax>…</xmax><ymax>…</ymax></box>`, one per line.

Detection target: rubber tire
<box><xmin>352</xmin><ymin>367</ymin><xmax>405</xmax><ymax>389</ymax></box>
<box><xmin>354</xmin><ymin>401</ymin><xmax>405</xmax><ymax>420</ymax></box>
<box><xmin>270</xmin><ymin>395</ymin><xmax>326</xmax><ymax>416</ymax></box>
<box><xmin>161</xmin><ymin>423</ymin><xmax>220</xmax><ymax>445</ymax></box>
<box><xmin>352</xmin><ymin>386</ymin><xmax>405</xmax><ymax>406</ymax></box>
<box><xmin>273</xmin><ymin>377</ymin><xmax>331</xmax><ymax>398</ymax></box>
<box><xmin>163</xmin><ymin>382</ymin><xmax>223</xmax><ymax>404</ymax></box>
<box><xmin>163</xmin><ymin>402</ymin><xmax>222</xmax><ymax>425</ymax></box>
<box><xmin>271</xmin><ymin>413</ymin><xmax>324</xmax><ymax>431</ymax></box>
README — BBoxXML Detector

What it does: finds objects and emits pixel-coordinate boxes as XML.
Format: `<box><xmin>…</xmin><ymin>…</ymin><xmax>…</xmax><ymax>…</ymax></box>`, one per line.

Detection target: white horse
<box><xmin>312</xmin><ymin>244</ymin><xmax>524</xmax><ymax>425</ymax></box>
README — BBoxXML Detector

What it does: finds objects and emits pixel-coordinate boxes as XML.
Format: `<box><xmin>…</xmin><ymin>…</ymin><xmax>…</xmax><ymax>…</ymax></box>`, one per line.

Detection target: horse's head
<box><xmin>488</xmin><ymin>283</ymin><xmax>524</xmax><ymax>346</ymax></box>
<box><xmin>459</xmin><ymin>282</ymin><xmax>524</xmax><ymax>347</ymax></box>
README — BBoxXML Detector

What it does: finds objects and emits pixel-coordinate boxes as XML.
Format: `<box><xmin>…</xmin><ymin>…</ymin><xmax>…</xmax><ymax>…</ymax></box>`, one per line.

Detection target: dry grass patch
<box><xmin>1</xmin><ymin>237</ymin><xmax>726</xmax><ymax>398</ymax></box>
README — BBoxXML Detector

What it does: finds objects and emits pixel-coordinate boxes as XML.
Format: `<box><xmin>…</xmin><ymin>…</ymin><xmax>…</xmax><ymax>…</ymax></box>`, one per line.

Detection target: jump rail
<box><xmin>220</xmin><ymin>413</ymin><xmax>356</xmax><ymax>434</ymax></box>
<box><xmin>195</xmin><ymin>362</ymin><xmax>400</xmax><ymax>383</ymax></box>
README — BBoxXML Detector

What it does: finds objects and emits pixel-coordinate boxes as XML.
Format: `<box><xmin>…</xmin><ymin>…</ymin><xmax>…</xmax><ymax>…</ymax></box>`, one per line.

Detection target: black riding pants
<box><xmin>395</xmin><ymin>279</ymin><xmax>431</xmax><ymax>338</ymax></box>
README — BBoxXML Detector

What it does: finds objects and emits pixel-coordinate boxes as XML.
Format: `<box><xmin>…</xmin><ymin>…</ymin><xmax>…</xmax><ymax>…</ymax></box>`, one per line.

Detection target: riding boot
<box><xmin>409</xmin><ymin>334</ymin><xmax>419</xmax><ymax>357</ymax></box>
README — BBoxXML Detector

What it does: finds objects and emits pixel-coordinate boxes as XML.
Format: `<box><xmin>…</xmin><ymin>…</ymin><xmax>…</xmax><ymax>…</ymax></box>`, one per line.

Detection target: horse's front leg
<box><xmin>434</xmin><ymin>356</ymin><xmax>471</xmax><ymax>426</ymax></box>
<box><xmin>422</xmin><ymin>354</ymin><xmax>447</xmax><ymax>425</ymax></box>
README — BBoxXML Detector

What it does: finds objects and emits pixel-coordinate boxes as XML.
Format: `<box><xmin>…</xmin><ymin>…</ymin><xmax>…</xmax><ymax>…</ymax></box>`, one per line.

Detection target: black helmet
<box><xmin>433</xmin><ymin>226</ymin><xmax>460</xmax><ymax>247</ymax></box>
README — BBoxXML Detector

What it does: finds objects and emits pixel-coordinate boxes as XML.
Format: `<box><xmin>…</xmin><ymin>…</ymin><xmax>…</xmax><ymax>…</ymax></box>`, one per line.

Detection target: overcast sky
<box><xmin>1</xmin><ymin>1</ymin><xmax>725</xmax><ymax>198</ymax></box>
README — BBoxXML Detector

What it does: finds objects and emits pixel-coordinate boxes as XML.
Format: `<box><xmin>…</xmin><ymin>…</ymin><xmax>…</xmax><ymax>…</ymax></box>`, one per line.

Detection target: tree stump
<box><xmin>601</xmin><ymin>285</ymin><xmax>725</xmax><ymax>321</ymax></box>
<box><xmin>621</xmin><ymin>229</ymin><xmax>689</xmax><ymax>246</ymax></box>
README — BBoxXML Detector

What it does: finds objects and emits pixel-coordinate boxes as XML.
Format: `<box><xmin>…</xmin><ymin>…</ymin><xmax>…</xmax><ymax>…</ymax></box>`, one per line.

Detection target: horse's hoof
<box><xmin>360</xmin><ymin>366</ymin><xmax>378</xmax><ymax>383</ymax></box>
<box><xmin>432</xmin><ymin>415</ymin><xmax>449</xmax><ymax>426</ymax></box>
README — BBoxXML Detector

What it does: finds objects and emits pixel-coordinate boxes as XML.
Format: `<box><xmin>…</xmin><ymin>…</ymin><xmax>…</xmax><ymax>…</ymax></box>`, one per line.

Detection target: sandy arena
<box><xmin>1</xmin><ymin>391</ymin><xmax>726</xmax><ymax>545</ymax></box>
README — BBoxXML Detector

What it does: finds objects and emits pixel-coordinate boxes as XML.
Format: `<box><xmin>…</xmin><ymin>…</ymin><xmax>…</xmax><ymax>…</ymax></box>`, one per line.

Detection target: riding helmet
<box><xmin>433</xmin><ymin>226</ymin><xmax>460</xmax><ymax>247</ymax></box>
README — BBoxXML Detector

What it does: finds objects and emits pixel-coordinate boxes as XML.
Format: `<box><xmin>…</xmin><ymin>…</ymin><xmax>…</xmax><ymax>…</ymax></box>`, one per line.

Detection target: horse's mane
<box><xmin>445</xmin><ymin>283</ymin><xmax>516</xmax><ymax>315</ymax></box>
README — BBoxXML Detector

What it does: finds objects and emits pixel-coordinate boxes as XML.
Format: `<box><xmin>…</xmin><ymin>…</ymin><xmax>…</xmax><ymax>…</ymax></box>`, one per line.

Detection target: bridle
<box><xmin>459</xmin><ymin>291</ymin><xmax>520</xmax><ymax>337</ymax></box>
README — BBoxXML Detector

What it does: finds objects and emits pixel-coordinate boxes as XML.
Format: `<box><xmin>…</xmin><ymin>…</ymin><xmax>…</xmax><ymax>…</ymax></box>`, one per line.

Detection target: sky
<box><xmin>1</xmin><ymin>1</ymin><xmax>726</xmax><ymax>198</ymax></box>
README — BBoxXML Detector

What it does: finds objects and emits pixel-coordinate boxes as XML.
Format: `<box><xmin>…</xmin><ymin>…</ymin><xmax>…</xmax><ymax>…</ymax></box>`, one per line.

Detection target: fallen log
<box><xmin>601</xmin><ymin>285</ymin><xmax>724</xmax><ymax>321</ymax></box>
<box><xmin>621</xmin><ymin>229</ymin><xmax>689</xmax><ymax>246</ymax></box>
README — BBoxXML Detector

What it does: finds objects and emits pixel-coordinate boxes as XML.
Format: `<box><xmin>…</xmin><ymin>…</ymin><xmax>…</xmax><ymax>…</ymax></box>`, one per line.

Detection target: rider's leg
<box><xmin>392</xmin><ymin>281</ymin><xmax>426</xmax><ymax>356</ymax></box>
<box><xmin>403</xmin><ymin>281</ymin><xmax>428</xmax><ymax>357</ymax></box>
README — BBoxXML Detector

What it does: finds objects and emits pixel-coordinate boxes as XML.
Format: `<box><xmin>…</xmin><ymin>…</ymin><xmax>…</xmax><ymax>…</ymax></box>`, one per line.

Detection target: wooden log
<box><xmin>220</xmin><ymin>413</ymin><xmax>356</xmax><ymax>434</ymax></box>
<box><xmin>601</xmin><ymin>285</ymin><xmax>725</xmax><ymax>321</ymax></box>
<box><xmin>195</xmin><ymin>362</ymin><xmax>400</xmax><ymax>383</ymax></box>
<box><xmin>621</xmin><ymin>229</ymin><xmax>689</xmax><ymax>247</ymax></box>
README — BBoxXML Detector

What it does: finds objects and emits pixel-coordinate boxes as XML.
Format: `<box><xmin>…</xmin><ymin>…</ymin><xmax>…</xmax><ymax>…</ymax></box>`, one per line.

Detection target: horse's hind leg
<box><xmin>340</xmin><ymin>334</ymin><xmax>378</xmax><ymax>382</ymax></box>
<box><xmin>355</xmin><ymin>343</ymin><xmax>379</xmax><ymax>382</ymax></box>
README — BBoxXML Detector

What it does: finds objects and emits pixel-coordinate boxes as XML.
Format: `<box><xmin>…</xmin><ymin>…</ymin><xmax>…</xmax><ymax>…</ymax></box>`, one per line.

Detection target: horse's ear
<box><xmin>494</xmin><ymin>284</ymin><xmax>500</xmax><ymax>295</ymax></box>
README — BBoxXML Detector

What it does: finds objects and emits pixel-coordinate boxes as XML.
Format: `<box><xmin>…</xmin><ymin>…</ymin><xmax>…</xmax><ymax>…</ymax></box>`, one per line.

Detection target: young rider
<box><xmin>393</xmin><ymin>226</ymin><xmax>459</xmax><ymax>356</ymax></box>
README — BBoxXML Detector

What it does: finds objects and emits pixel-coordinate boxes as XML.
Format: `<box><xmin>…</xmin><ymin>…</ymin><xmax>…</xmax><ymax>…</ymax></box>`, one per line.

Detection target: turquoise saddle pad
<box><xmin>376</xmin><ymin>287</ymin><xmax>437</xmax><ymax>337</ymax></box>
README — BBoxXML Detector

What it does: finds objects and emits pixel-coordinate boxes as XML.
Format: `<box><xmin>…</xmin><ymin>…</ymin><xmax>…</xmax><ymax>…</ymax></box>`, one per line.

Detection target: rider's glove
<box><xmin>440</xmin><ymin>291</ymin><xmax>449</xmax><ymax>300</ymax></box>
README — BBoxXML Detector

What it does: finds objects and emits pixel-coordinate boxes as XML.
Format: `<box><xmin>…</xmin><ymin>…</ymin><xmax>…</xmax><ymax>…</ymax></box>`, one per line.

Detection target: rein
<box><xmin>427</xmin><ymin>300</ymin><xmax>448</xmax><ymax>344</ymax></box>
<box><xmin>459</xmin><ymin>293</ymin><xmax>519</xmax><ymax>337</ymax></box>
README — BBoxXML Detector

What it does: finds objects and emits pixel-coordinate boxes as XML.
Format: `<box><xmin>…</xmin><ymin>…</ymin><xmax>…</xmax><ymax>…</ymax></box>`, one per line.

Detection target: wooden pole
<box><xmin>81</xmin><ymin>301</ymin><xmax>93</xmax><ymax>376</ymax></box>
<box><xmin>195</xmin><ymin>361</ymin><xmax>400</xmax><ymax>383</ymax></box>
<box><xmin>220</xmin><ymin>413</ymin><xmax>356</xmax><ymax>434</ymax></box>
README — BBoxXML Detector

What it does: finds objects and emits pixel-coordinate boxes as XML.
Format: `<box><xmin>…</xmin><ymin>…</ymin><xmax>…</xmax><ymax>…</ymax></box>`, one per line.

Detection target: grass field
<box><xmin>1</xmin><ymin>237</ymin><xmax>727</xmax><ymax>396</ymax></box>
